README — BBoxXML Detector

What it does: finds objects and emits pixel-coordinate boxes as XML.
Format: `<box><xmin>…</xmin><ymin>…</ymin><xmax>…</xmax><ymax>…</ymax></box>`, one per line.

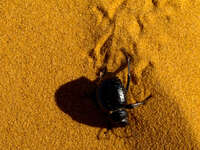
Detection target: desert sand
<box><xmin>0</xmin><ymin>0</ymin><xmax>200</xmax><ymax>149</ymax></box>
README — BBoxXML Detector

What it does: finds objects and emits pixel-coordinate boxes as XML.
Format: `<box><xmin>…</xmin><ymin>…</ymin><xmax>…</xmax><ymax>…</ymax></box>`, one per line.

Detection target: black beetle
<box><xmin>96</xmin><ymin>54</ymin><xmax>152</xmax><ymax>127</ymax></box>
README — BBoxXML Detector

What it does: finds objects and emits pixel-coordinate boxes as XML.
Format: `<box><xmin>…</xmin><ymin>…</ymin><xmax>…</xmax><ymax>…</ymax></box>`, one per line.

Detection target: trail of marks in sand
<box><xmin>89</xmin><ymin>0</ymin><xmax>156</xmax><ymax>101</ymax></box>
<box><xmin>89</xmin><ymin>1</ymin><xmax>126</xmax><ymax>69</ymax></box>
<box><xmin>89</xmin><ymin>0</ymin><xmax>193</xmax><ymax>98</ymax></box>
<box><xmin>89</xmin><ymin>0</ymin><xmax>145</xmax><ymax>69</ymax></box>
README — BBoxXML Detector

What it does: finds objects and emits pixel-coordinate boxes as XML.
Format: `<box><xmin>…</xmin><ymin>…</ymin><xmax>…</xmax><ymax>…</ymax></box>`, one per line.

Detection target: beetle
<box><xmin>96</xmin><ymin>54</ymin><xmax>152</xmax><ymax>127</ymax></box>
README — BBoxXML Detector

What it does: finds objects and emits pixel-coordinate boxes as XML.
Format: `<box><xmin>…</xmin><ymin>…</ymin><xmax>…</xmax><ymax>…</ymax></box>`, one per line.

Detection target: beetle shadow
<box><xmin>54</xmin><ymin>54</ymin><xmax>131</xmax><ymax>128</ymax></box>
<box><xmin>55</xmin><ymin>77</ymin><xmax>108</xmax><ymax>128</ymax></box>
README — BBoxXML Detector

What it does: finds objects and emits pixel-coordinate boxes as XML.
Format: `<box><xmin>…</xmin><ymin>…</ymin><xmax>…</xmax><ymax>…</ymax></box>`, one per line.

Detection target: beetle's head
<box><xmin>109</xmin><ymin>109</ymin><xmax>128</xmax><ymax>127</ymax></box>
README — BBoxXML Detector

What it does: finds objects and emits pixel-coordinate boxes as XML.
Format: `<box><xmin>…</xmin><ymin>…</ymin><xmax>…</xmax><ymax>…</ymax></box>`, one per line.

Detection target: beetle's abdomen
<box><xmin>97</xmin><ymin>77</ymin><xmax>126</xmax><ymax>111</ymax></box>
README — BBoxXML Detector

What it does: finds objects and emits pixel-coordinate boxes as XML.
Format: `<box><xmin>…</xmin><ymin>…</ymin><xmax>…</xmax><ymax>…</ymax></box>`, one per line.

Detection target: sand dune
<box><xmin>0</xmin><ymin>0</ymin><xmax>200</xmax><ymax>149</ymax></box>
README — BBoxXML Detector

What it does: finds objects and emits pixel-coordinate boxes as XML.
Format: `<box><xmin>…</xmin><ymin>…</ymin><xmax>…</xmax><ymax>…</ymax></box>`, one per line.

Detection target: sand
<box><xmin>1</xmin><ymin>0</ymin><xmax>200</xmax><ymax>149</ymax></box>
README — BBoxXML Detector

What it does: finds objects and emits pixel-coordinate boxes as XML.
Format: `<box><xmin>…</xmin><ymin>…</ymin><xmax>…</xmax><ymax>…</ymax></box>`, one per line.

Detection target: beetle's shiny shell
<box><xmin>96</xmin><ymin>77</ymin><xmax>127</xmax><ymax>112</ymax></box>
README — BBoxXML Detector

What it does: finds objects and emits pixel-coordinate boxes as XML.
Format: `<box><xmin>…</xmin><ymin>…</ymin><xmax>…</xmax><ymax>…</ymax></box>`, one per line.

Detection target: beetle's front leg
<box><xmin>126</xmin><ymin>56</ymin><xmax>131</xmax><ymax>92</ymax></box>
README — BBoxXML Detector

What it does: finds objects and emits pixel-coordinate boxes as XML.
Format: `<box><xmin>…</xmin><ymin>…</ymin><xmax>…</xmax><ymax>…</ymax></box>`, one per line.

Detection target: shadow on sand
<box><xmin>55</xmin><ymin>77</ymin><xmax>108</xmax><ymax>128</ymax></box>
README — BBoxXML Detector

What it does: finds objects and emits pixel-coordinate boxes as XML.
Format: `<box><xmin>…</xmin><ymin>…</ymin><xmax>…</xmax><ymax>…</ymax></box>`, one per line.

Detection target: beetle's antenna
<box><xmin>125</xmin><ymin>95</ymin><xmax>152</xmax><ymax>109</ymax></box>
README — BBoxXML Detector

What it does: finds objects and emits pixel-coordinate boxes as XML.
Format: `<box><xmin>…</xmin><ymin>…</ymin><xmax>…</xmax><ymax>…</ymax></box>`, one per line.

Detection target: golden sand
<box><xmin>1</xmin><ymin>0</ymin><xmax>200</xmax><ymax>149</ymax></box>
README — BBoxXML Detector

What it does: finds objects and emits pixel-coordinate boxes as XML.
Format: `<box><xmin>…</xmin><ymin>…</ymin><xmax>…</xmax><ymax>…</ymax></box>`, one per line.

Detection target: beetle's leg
<box><xmin>102</xmin><ymin>66</ymin><xmax>107</xmax><ymax>77</ymax></box>
<box><xmin>98</xmin><ymin>66</ymin><xmax>108</xmax><ymax>80</ymax></box>
<box><xmin>125</xmin><ymin>95</ymin><xmax>152</xmax><ymax>109</ymax></box>
<box><xmin>125</xmin><ymin>102</ymin><xmax>144</xmax><ymax>109</ymax></box>
<box><xmin>126</xmin><ymin>56</ymin><xmax>131</xmax><ymax>92</ymax></box>
<box><xmin>97</xmin><ymin>122</ymin><xmax>112</xmax><ymax>140</ymax></box>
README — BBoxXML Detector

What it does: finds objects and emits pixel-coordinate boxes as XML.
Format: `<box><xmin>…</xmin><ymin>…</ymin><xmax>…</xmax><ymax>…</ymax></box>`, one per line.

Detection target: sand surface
<box><xmin>1</xmin><ymin>0</ymin><xmax>200</xmax><ymax>149</ymax></box>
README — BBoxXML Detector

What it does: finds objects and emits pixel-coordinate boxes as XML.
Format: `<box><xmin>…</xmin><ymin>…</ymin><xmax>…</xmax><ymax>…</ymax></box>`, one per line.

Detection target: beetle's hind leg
<box><xmin>125</xmin><ymin>101</ymin><xmax>144</xmax><ymax>109</ymax></box>
<box><xmin>125</xmin><ymin>95</ymin><xmax>152</xmax><ymax>109</ymax></box>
